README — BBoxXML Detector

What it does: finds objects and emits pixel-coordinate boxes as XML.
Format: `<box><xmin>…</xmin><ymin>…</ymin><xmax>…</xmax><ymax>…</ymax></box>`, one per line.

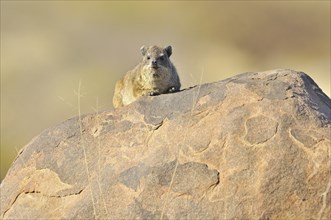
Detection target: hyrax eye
<box><xmin>146</xmin><ymin>56</ymin><xmax>151</xmax><ymax>60</ymax></box>
<box><xmin>159</xmin><ymin>55</ymin><xmax>164</xmax><ymax>61</ymax></box>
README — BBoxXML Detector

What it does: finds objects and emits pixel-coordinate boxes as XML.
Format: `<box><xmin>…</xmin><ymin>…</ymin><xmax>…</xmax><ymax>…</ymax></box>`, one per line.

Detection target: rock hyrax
<box><xmin>112</xmin><ymin>45</ymin><xmax>181</xmax><ymax>108</ymax></box>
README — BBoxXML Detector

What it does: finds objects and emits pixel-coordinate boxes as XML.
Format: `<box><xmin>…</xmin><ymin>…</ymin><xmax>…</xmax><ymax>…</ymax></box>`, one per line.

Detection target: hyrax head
<box><xmin>140</xmin><ymin>45</ymin><xmax>172</xmax><ymax>71</ymax></box>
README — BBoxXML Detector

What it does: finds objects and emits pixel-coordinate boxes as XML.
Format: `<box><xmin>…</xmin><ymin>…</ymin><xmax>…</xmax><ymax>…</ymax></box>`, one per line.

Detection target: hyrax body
<box><xmin>112</xmin><ymin>45</ymin><xmax>181</xmax><ymax>108</ymax></box>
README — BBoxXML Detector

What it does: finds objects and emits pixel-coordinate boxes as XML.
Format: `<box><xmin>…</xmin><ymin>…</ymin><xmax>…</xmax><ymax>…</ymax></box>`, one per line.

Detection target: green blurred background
<box><xmin>1</xmin><ymin>1</ymin><xmax>330</xmax><ymax>181</ymax></box>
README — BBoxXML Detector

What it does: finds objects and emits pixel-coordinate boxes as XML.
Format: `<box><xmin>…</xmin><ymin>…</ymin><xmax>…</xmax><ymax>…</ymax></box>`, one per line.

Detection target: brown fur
<box><xmin>113</xmin><ymin>45</ymin><xmax>181</xmax><ymax>108</ymax></box>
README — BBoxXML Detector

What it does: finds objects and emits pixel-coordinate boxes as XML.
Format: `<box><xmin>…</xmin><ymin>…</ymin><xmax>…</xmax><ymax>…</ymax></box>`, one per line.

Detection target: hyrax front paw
<box><xmin>149</xmin><ymin>91</ymin><xmax>160</xmax><ymax>96</ymax></box>
<box><xmin>168</xmin><ymin>86</ymin><xmax>178</xmax><ymax>93</ymax></box>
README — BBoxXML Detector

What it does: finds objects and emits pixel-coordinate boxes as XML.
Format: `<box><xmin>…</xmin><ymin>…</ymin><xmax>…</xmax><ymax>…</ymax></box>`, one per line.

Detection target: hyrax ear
<box><xmin>140</xmin><ymin>45</ymin><xmax>147</xmax><ymax>56</ymax></box>
<box><xmin>164</xmin><ymin>45</ymin><xmax>172</xmax><ymax>57</ymax></box>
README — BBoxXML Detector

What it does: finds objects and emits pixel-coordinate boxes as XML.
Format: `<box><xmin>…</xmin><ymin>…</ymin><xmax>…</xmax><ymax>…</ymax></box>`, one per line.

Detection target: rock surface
<box><xmin>1</xmin><ymin>69</ymin><xmax>330</xmax><ymax>219</ymax></box>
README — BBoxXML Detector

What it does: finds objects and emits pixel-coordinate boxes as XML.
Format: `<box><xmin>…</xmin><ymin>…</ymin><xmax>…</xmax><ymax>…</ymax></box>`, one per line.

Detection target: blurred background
<box><xmin>1</xmin><ymin>1</ymin><xmax>330</xmax><ymax>181</ymax></box>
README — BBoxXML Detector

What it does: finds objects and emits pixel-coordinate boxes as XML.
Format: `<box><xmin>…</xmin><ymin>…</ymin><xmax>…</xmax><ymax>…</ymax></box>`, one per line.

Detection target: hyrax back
<box><xmin>113</xmin><ymin>45</ymin><xmax>181</xmax><ymax>108</ymax></box>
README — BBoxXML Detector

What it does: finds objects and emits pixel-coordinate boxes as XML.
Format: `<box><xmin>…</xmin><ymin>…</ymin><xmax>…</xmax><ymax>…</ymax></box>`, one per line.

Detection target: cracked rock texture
<box><xmin>1</xmin><ymin>69</ymin><xmax>331</xmax><ymax>219</ymax></box>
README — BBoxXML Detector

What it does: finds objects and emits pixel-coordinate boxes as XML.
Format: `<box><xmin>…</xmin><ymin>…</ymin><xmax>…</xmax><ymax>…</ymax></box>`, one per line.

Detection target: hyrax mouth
<box><xmin>151</xmin><ymin>64</ymin><xmax>159</xmax><ymax>69</ymax></box>
<box><xmin>150</xmin><ymin>65</ymin><xmax>160</xmax><ymax>78</ymax></box>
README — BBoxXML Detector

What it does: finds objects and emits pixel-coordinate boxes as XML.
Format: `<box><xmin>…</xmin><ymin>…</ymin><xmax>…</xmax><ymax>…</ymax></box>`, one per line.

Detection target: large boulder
<box><xmin>1</xmin><ymin>69</ymin><xmax>330</xmax><ymax>219</ymax></box>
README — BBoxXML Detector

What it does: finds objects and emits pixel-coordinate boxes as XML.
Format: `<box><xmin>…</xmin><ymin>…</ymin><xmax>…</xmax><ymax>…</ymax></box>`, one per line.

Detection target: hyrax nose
<box><xmin>152</xmin><ymin>60</ymin><xmax>157</xmax><ymax>66</ymax></box>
